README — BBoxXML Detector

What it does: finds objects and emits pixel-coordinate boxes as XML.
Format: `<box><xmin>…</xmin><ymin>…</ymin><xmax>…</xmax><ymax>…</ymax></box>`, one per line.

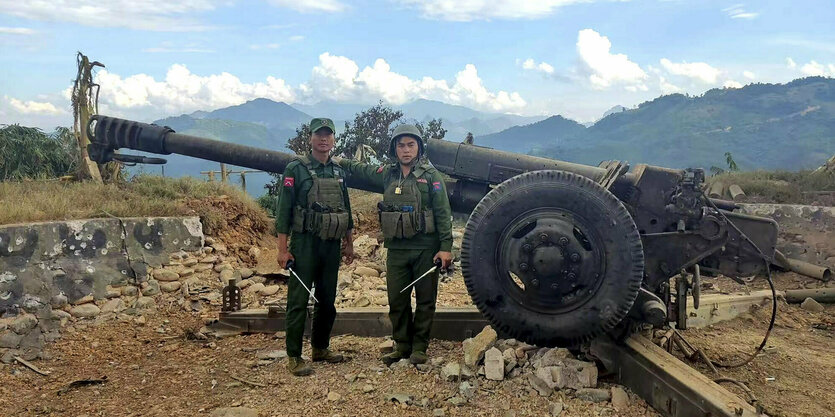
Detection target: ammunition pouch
<box><xmin>378</xmin><ymin>208</ymin><xmax>434</xmax><ymax>239</ymax></box>
<box><xmin>290</xmin><ymin>157</ymin><xmax>350</xmax><ymax>240</ymax></box>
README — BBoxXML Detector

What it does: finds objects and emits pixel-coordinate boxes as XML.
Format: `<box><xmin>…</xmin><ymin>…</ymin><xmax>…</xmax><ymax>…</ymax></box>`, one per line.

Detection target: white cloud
<box><xmin>658</xmin><ymin>77</ymin><xmax>681</xmax><ymax>94</ymax></box>
<box><xmin>395</xmin><ymin>0</ymin><xmax>593</xmax><ymax>21</ymax></box>
<box><xmin>266</xmin><ymin>0</ymin><xmax>345</xmax><ymax>13</ymax></box>
<box><xmin>723</xmin><ymin>80</ymin><xmax>743</xmax><ymax>89</ymax></box>
<box><xmin>4</xmin><ymin>96</ymin><xmax>63</xmax><ymax>115</ymax></box>
<box><xmin>722</xmin><ymin>4</ymin><xmax>758</xmax><ymax>19</ymax></box>
<box><xmin>743</xmin><ymin>71</ymin><xmax>756</xmax><ymax>80</ymax></box>
<box><xmin>576</xmin><ymin>29</ymin><xmax>647</xmax><ymax>91</ymax></box>
<box><xmin>38</xmin><ymin>53</ymin><xmax>524</xmax><ymax>122</ymax></box>
<box><xmin>289</xmin><ymin>35</ymin><xmax>305</xmax><ymax>41</ymax></box>
<box><xmin>0</xmin><ymin>1</ymin><xmax>221</xmax><ymax>31</ymax></box>
<box><xmin>659</xmin><ymin>58</ymin><xmax>722</xmax><ymax>84</ymax></box>
<box><xmin>521</xmin><ymin>58</ymin><xmax>555</xmax><ymax>75</ymax></box>
<box><xmin>786</xmin><ymin>57</ymin><xmax>797</xmax><ymax>69</ymax></box>
<box><xmin>0</xmin><ymin>27</ymin><xmax>35</xmax><ymax>35</ymax></box>
<box><xmin>304</xmin><ymin>53</ymin><xmax>526</xmax><ymax>112</ymax></box>
<box><xmin>799</xmin><ymin>60</ymin><xmax>835</xmax><ymax>76</ymax></box>
<box><xmin>92</xmin><ymin>64</ymin><xmax>295</xmax><ymax>118</ymax></box>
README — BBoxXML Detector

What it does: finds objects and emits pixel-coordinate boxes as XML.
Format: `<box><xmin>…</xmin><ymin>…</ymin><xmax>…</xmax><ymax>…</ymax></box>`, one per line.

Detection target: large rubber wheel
<box><xmin>461</xmin><ymin>170</ymin><xmax>644</xmax><ymax>347</ymax></box>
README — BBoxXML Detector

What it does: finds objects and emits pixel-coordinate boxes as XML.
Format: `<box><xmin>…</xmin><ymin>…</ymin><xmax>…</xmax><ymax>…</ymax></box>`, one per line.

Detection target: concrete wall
<box><xmin>0</xmin><ymin>217</ymin><xmax>203</xmax><ymax>315</ymax></box>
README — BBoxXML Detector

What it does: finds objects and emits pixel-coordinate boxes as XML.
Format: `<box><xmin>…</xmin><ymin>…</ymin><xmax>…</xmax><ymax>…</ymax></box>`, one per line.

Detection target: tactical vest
<box><xmin>291</xmin><ymin>157</ymin><xmax>351</xmax><ymax>240</ymax></box>
<box><xmin>378</xmin><ymin>167</ymin><xmax>436</xmax><ymax>240</ymax></box>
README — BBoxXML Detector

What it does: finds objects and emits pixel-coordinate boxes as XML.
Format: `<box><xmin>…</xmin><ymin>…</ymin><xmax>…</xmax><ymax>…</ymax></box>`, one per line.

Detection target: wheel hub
<box><xmin>499</xmin><ymin>210</ymin><xmax>604</xmax><ymax>313</ymax></box>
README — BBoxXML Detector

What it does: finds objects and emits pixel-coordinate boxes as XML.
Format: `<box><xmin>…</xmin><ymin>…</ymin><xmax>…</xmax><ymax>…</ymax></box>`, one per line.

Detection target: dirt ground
<box><xmin>678</xmin><ymin>300</ymin><xmax>835</xmax><ymax>417</ymax></box>
<box><xmin>0</xmin><ymin>307</ymin><xmax>660</xmax><ymax>417</ymax></box>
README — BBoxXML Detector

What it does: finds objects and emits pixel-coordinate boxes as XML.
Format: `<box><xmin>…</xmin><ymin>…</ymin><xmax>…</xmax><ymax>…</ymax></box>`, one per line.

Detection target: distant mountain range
<box><xmin>143</xmin><ymin>77</ymin><xmax>835</xmax><ymax>197</ymax></box>
<box><xmin>476</xmin><ymin>77</ymin><xmax>835</xmax><ymax>171</ymax></box>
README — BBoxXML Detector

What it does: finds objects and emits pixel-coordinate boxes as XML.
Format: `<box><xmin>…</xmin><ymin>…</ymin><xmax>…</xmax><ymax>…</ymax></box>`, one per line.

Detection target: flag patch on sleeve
<box><xmin>432</xmin><ymin>181</ymin><xmax>442</xmax><ymax>191</ymax></box>
<box><xmin>417</xmin><ymin>178</ymin><xmax>428</xmax><ymax>183</ymax></box>
<box><xmin>283</xmin><ymin>177</ymin><xmax>295</xmax><ymax>187</ymax></box>
<box><xmin>376</xmin><ymin>166</ymin><xmax>384</xmax><ymax>174</ymax></box>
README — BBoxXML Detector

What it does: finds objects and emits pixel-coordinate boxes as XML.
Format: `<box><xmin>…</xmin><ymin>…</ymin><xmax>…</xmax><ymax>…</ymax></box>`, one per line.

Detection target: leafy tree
<box><xmin>286</xmin><ymin>123</ymin><xmax>311</xmax><ymax>155</ymax></box>
<box><xmin>0</xmin><ymin>125</ymin><xmax>79</xmax><ymax>181</ymax></box>
<box><xmin>725</xmin><ymin>152</ymin><xmax>739</xmax><ymax>172</ymax></box>
<box><xmin>334</xmin><ymin>101</ymin><xmax>404</xmax><ymax>159</ymax></box>
<box><xmin>415</xmin><ymin>118</ymin><xmax>447</xmax><ymax>141</ymax></box>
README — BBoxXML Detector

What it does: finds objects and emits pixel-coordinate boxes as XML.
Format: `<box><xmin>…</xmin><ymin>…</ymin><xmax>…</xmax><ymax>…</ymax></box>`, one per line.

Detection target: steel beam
<box><xmin>211</xmin><ymin>306</ymin><xmax>491</xmax><ymax>341</ymax></box>
<box><xmin>590</xmin><ymin>335</ymin><xmax>763</xmax><ymax>417</ymax></box>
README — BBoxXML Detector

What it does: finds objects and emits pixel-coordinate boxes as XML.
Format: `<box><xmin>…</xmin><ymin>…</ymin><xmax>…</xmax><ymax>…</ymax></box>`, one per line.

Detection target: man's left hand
<box><xmin>343</xmin><ymin>242</ymin><xmax>355</xmax><ymax>265</ymax></box>
<box><xmin>434</xmin><ymin>251</ymin><xmax>453</xmax><ymax>270</ymax></box>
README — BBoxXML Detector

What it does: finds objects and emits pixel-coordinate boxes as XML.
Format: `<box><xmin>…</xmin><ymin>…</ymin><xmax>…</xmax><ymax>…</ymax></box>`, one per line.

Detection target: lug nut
<box><xmin>570</xmin><ymin>253</ymin><xmax>581</xmax><ymax>263</ymax></box>
<box><xmin>558</xmin><ymin>237</ymin><xmax>569</xmax><ymax>247</ymax></box>
<box><xmin>519</xmin><ymin>263</ymin><xmax>529</xmax><ymax>271</ymax></box>
<box><xmin>567</xmin><ymin>273</ymin><xmax>577</xmax><ymax>280</ymax></box>
<box><xmin>550</xmin><ymin>283</ymin><xmax>558</xmax><ymax>290</ymax></box>
<box><xmin>531</xmin><ymin>279</ymin><xmax>539</xmax><ymax>287</ymax></box>
<box><xmin>522</xmin><ymin>244</ymin><xmax>532</xmax><ymax>252</ymax></box>
<box><xmin>539</xmin><ymin>233</ymin><xmax>549</xmax><ymax>242</ymax></box>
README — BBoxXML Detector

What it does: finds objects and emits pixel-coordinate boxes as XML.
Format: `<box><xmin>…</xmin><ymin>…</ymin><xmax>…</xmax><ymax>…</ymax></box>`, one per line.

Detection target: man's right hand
<box><xmin>278</xmin><ymin>250</ymin><xmax>295</xmax><ymax>269</ymax></box>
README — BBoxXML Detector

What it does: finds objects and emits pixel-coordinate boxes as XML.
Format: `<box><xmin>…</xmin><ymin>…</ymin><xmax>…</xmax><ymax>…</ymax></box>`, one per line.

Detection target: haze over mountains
<box><xmin>147</xmin><ymin>77</ymin><xmax>835</xmax><ymax>197</ymax></box>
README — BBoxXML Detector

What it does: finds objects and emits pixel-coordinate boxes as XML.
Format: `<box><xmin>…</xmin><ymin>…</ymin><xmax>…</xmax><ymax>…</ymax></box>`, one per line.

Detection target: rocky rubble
<box><xmin>425</xmin><ymin>326</ymin><xmax>632</xmax><ymax>413</ymax></box>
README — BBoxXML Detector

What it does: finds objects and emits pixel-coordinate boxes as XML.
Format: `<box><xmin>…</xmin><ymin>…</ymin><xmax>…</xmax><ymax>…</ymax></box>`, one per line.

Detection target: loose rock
<box><xmin>527</xmin><ymin>374</ymin><xmax>552</xmax><ymax>397</ymax></box>
<box><xmin>153</xmin><ymin>269</ymin><xmax>180</xmax><ymax>282</ymax></box>
<box><xmin>160</xmin><ymin>281</ymin><xmax>182</xmax><ymax>293</ymax></box>
<box><xmin>463</xmin><ymin>325</ymin><xmax>497</xmax><ymax>368</ymax></box>
<box><xmin>101</xmin><ymin>298</ymin><xmax>126</xmax><ymax>314</ymax></box>
<box><xmin>441</xmin><ymin>362</ymin><xmax>461</xmax><ymax>382</ymax></box>
<box><xmin>11</xmin><ymin>314</ymin><xmax>38</xmax><ymax>334</ymax></box>
<box><xmin>611</xmin><ymin>386</ymin><xmax>629</xmax><ymax>410</ymax></box>
<box><xmin>0</xmin><ymin>331</ymin><xmax>23</xmax><ymax>349</ymax></box>
<box><xmin>133</xmin><ymin>297</ymin><xmax>156</xmax><ymax>310</ymax></box>
<box><xmin>378</xmin><ymin>339</ymin><xmax>394</xmax><ymax>354</ymax></box>
<box><xmin>362</xmin><ymin>384</ymin><xmax>375</xmax><ymax>393</ymax></box>
<box><xmin>327</xmin><ymin>391</ymin><xmax>342</xmax><ymax>402</ymax></box>
<box><xmin>484</xmin><ymin>347</ymin><xmax>505</xmax><ymax>380</ymax></box>
<box><xmin>182</xmin><ymin>258</ymin><xmax>198</xmax><ymax>267</ymax></box>
<box><xmin>801</xmin><ymin>297</ymin><xmax>825</xmax><ymax>312</ymax></box>
<box><xmin>549</xmin><ymin>402</ymin><xmax>564</xmax><ymax>416</ymax></box>
<box><xmin>355</xmin><ymin>266</ymin><xmax>380</xmax><ymax>277</ymax></box>
<box><xmin>459</xmin><ymin>381</ymin><xmax>476</xmax><ymax>399</ymax></box>
<box><xmin>70</xmin><ymin>303</ymin><xmax>101</xmax><ymax>318</ymax></box>
<box><xmin>574</xmin><ymin>388</ymin><xmax>611</xmax><ymax>403</ymax></box>
<box><xmin>259</xmin><ymin>285</ymin><xmax>280</xmax><ymax>296</ymax></box>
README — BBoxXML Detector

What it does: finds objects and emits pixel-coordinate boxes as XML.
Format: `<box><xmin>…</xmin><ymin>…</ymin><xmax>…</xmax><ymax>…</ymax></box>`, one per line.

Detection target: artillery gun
<box><xmin>87</xmin><ymin>115</ymin><xmax>778</xmax><ymax>347</ymax></box>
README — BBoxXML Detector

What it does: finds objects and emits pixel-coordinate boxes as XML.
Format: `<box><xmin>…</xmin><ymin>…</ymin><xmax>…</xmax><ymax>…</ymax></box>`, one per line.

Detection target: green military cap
<box><xmin>309</xmin><ymin>117</ymin><xmax>336</xmax><ymax>134</ymax></box>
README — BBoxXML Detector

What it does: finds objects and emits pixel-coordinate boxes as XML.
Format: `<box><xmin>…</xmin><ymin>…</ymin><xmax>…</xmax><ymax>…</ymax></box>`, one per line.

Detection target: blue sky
<box><xmin>1</xmin><ymin>0</ymin><xmax>834</xmax><ymax>129</ymax></box>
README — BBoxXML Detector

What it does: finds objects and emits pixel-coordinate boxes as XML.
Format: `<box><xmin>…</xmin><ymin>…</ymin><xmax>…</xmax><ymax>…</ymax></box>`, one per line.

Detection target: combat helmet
<box><xmin>388</xmin><ymin>124</ymin><xmax>424</xmax><ymax>159</ymax></box>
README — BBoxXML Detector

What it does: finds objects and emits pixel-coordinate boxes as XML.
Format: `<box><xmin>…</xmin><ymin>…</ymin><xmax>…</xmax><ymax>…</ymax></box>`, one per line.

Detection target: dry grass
<box><xmin>0</xmin><ymin>175</ymin><xmax>267</xmax><ymax>225</ymax></box>
<box><xmin>706</xmin><ymin>170</ymin><xmax>835</xmax><ymax>205</ymax></box>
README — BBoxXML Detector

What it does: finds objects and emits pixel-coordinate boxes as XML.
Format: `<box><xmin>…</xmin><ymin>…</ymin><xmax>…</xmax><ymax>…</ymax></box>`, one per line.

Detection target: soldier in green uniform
<box><xmin>275</xmin><ymin>117</ymin><xmax>355</xmax><ymax>376</ymax></box>
<box><xmin>336</xmin><ymin>124</ymin><xmax>453</xmax><ymax>365</ymax></box>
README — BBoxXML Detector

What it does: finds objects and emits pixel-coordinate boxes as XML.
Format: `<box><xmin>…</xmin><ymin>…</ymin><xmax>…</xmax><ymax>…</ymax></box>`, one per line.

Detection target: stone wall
<box><xmin>0</xmin><ymin>217</ymin><xmax>203</xmax><ymax>360</ymax></box>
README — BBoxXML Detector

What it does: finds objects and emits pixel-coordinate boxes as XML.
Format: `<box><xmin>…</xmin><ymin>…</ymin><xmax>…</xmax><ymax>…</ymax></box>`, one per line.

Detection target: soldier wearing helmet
<box><xmin>336</xmin><ymin>124</ymin><xmax>453</xmax><ymax>365</ymax></box>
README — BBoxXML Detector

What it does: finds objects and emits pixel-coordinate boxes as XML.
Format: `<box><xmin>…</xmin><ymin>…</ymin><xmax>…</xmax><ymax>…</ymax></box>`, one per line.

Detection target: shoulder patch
<box><xmin>432</xmin><ymin>181</ymin><xmax>442</xmax><ymax>191</ymax></box>
<box><xmin>417</xmin><ymin>178</ymin><xmax>428</xmax><ymax>183</ymax></box>
<box><xmin>376</xmin><ymin>165</ymin><xmax>384</xmax><ymax>174</ymax></box>
<box><xmin>283</xmin><ymin>177</ymin><xmax>295</xmax><ymax>187</ymax></box>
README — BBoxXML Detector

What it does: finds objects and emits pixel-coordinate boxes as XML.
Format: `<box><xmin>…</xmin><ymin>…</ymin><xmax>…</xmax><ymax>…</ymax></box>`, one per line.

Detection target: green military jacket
<box><xmin>275</xmin><ymin>155</ymin><xmax>353</xmax><ymax>236</ymax></box>
<box><xmin>338</xmin><ymin>160</ymin><xmax>453</xmax><ymax>252</ymax></box>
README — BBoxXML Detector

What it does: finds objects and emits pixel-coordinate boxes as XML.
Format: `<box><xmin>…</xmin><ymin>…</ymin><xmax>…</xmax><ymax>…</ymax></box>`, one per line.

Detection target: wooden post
<box><xmin>220</xmin><ymin>163</ymin><xmax>228</xmax><ymax>183</ymax></box>
<box><xmin>73</xmin><ymin>53</ymin><xmax>103</xmax><ymax>183</ymax></box>
<box><xmin>240</xmin><ymin>172</ymin><xmax>247</xmax><ymax>193</ymax></box>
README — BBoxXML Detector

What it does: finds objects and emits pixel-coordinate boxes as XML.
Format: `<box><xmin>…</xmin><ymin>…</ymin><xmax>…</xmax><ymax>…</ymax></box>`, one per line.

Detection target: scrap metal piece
<box><xmin>590</xmin><ymin>335</ymin><xmax>764</xmax><ymax>417</ymax></box>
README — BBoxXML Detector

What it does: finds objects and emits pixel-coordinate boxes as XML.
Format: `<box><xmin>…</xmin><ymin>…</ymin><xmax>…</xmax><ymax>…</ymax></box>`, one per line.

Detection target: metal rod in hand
<box><xmin>400</xmin><ymin>260</ymin><xmax>442</xmax><ymax>294</ymax></box>
<box><xmin>286</xmin><ymin>260</ymin><xmax>319</xmax><ymax>304</ymax></box>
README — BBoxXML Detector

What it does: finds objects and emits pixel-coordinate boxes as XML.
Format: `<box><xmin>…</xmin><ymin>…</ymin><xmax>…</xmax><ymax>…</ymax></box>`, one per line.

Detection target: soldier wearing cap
<box><xmin>275</xmin><ymin>117</ymin><xmax>354</xmax><ymax>376</ymax></box>
<box><xmin>335</xmin><ymin>124</ymin><xmax>453</xmax><ymax>365</ymax></box>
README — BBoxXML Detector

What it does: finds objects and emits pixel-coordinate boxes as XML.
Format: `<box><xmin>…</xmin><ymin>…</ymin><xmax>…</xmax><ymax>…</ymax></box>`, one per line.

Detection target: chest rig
<box><xmin>378</xmin><ymin>166</ymin><xmax>436</xmax><ymax>239</ymax></box>
<box><xmin>291</xmin><ymin>157</ymin><xmax>350</xmax><ymax>240</ymax></box>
